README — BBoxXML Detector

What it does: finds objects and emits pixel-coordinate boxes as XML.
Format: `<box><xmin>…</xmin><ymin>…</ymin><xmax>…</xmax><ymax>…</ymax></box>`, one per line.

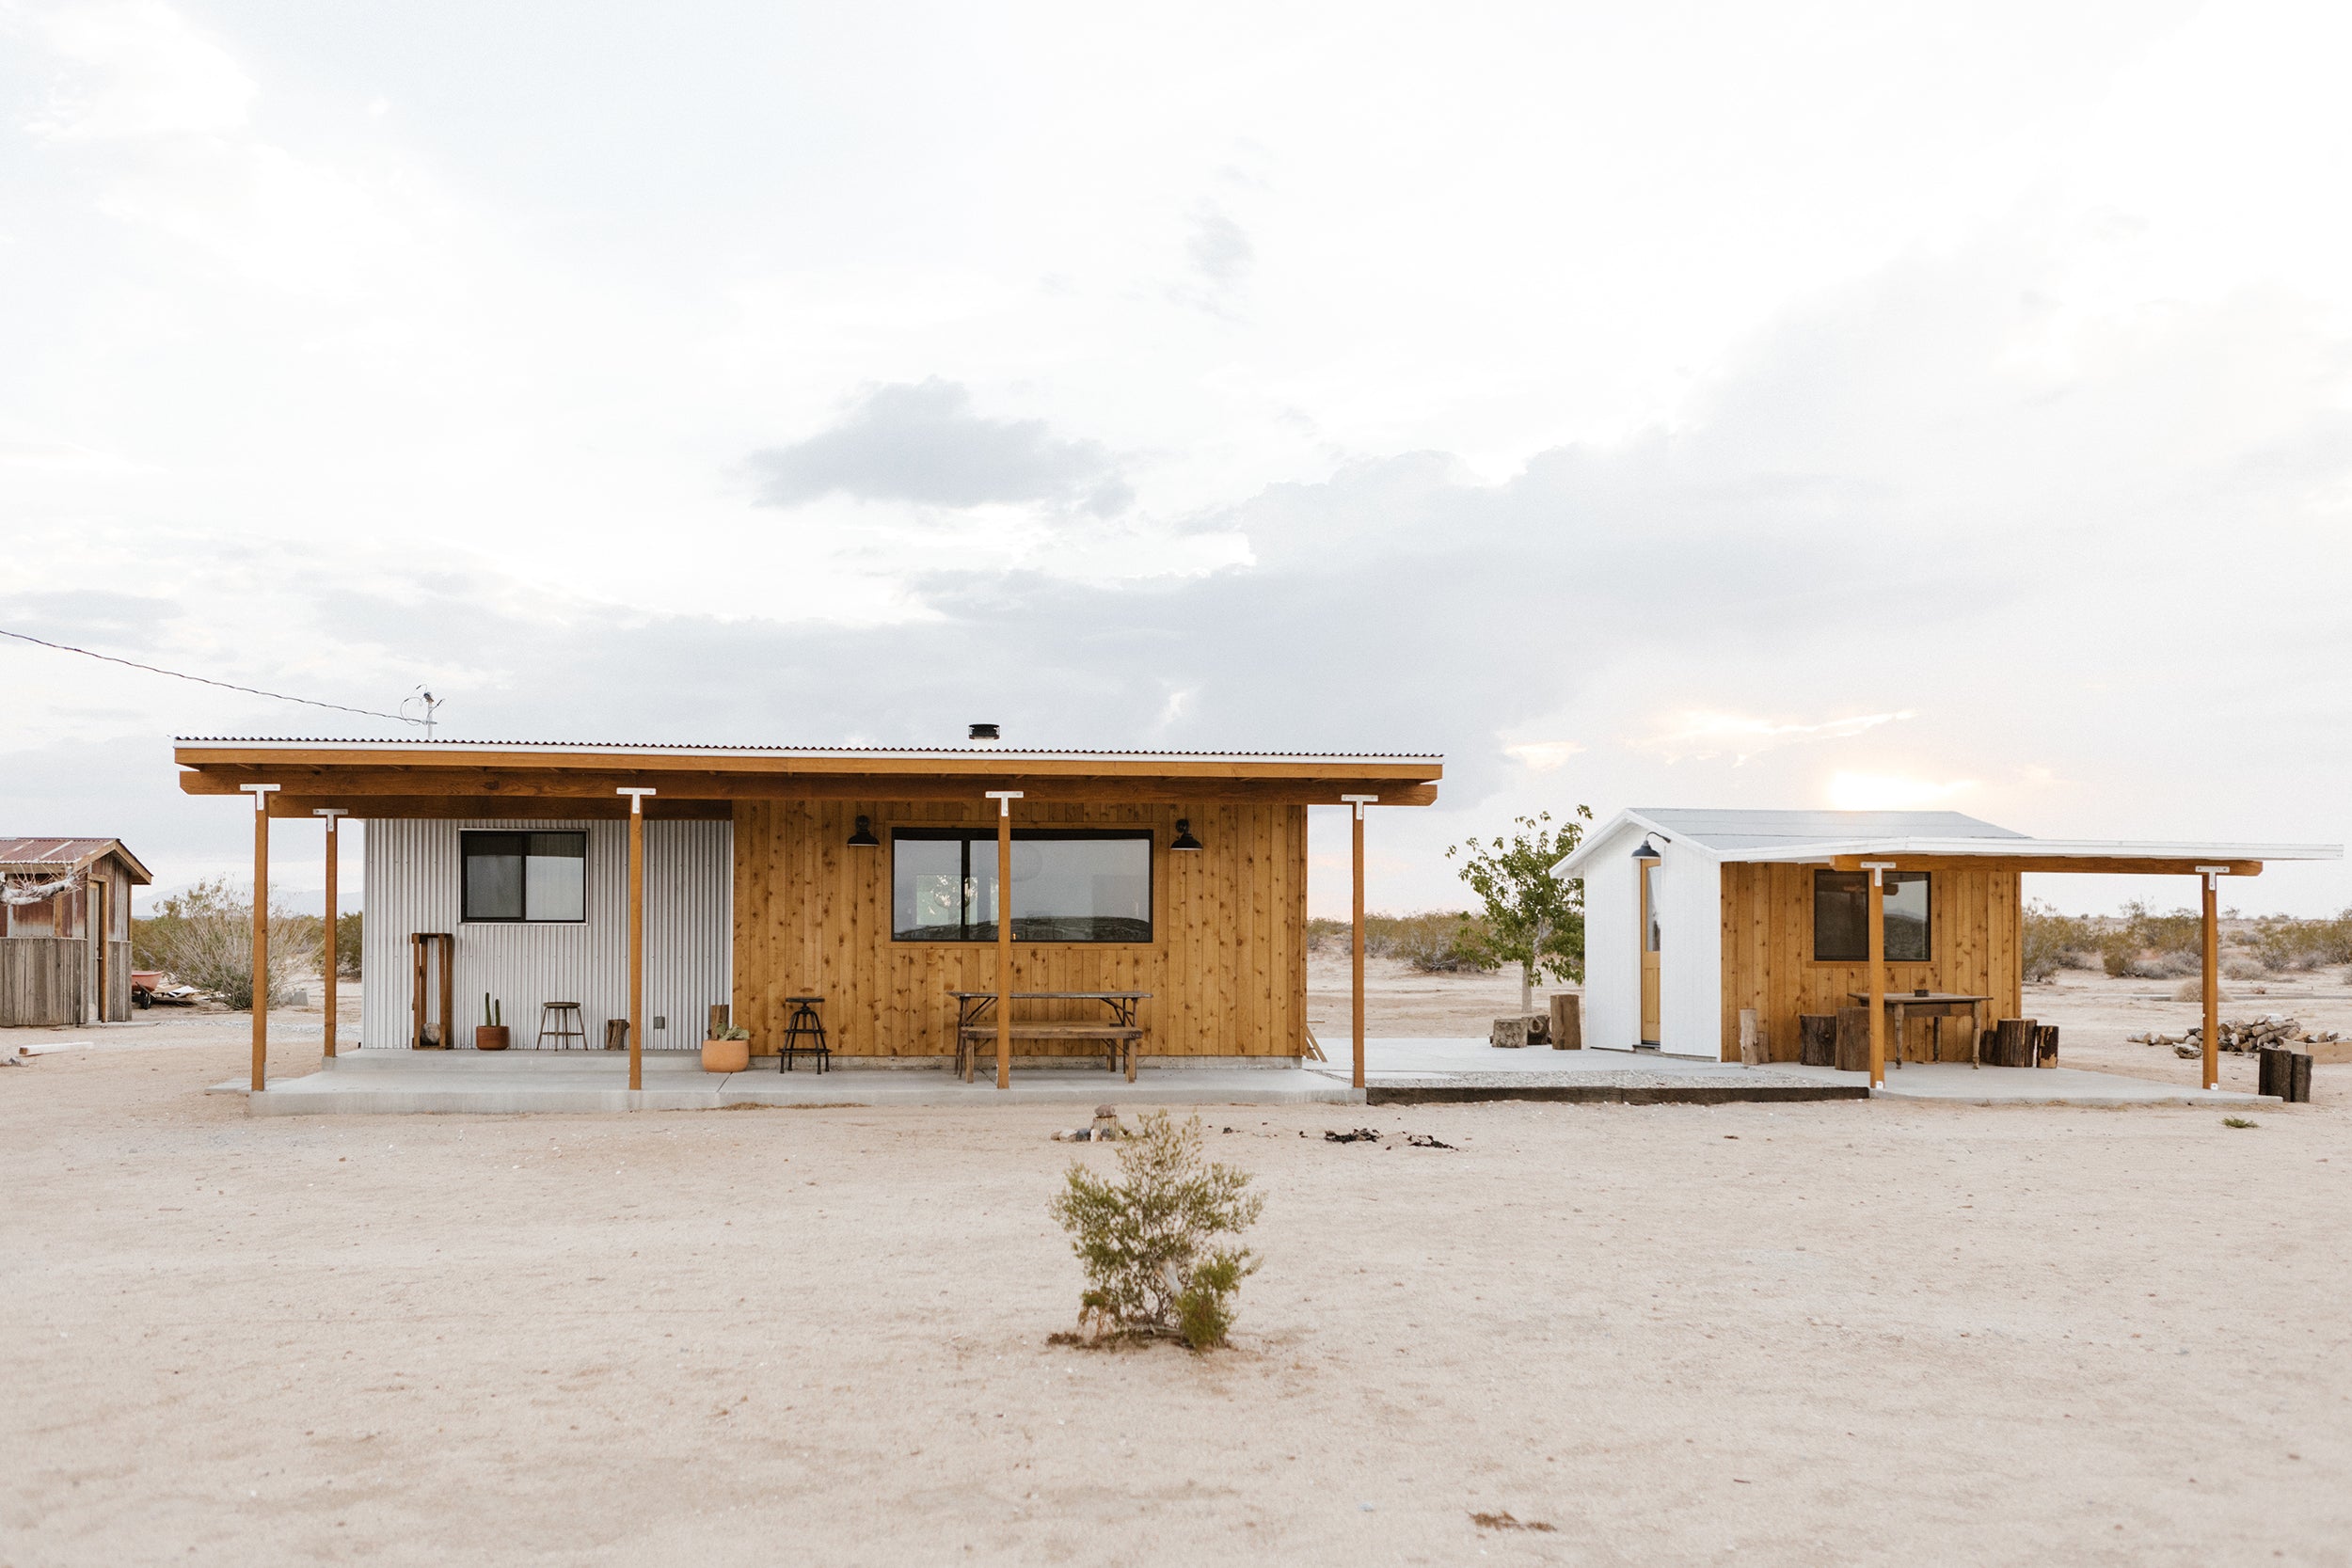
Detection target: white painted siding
<box><xmin>361</xmin><ymin>818</ymin><xmax>731</xmax><ymax>1051</ymax></box>
<box><xmin>1576</xmin><ymin>823</ymin><xmax>1640</xmax><ymax>1053</ymax></box>
<box><xmin>1562</xmin><ymin>817</ymin><xmax>1723</xmax><ymax>1058</ymax></box>
<box><xmin>1654</xmin><ymin>841</ymin><xmax>1723</xmax><ymax>1059</ymax></box>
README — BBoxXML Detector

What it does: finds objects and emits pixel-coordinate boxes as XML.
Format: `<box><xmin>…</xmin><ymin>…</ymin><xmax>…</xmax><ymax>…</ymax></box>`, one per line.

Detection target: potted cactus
<box><xmin>475</xmin><ymin>993</ymin><xmax>511</xmax><ymax>1051</ymax></box>
<box><xmin>702</xmin><ymin>1022</ymin><xmax>751</xmax><ymax>1073</ymax></box>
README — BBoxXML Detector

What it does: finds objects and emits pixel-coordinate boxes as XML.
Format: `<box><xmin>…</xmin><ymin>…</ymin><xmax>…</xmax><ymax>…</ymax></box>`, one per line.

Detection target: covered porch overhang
<box><xmin>1731</xmin><ymin>836</ymin><xmax>2341</xmax><ymax>1089</ymax></box>
<box><xmin>175</xmin><ymin>738</ymin><xmax>1444</xmax><ymax>1101</ymax></box>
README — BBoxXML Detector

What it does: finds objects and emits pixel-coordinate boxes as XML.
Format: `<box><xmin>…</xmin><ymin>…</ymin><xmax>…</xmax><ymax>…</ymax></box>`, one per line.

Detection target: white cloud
<box><xmin>1504</xmin><ymin>740</ymin><xmax>1585</xmax><ymax>772</ymax></box>
<box><xmin>1631</xmin><ymin>711</ymin><xmax>1915</xmax><ymax>765</ymax></box>
<box><xmin>1827</xmin><ymin>772</ymin><xmax>1979</xmax><ymax>812</ymax></box>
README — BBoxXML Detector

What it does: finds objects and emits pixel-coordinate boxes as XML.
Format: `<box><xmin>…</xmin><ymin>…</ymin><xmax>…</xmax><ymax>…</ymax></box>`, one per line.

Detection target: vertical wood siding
<box><xmin>361</xmin><ymin>818</ymin><xmax>731</xmax><ymax>1051</ymax></box>
<box><xmin>732</xmin><ymin>800</ymin><xmax>1307</xmax><ymax>1058</ymax></box>
<box><xmin>1716</xmin><ymin>862</ymin><xmax>2023</xmax><ymax>1061</ymax></box>
<box><xmin>0</xmin><ymin>938</ymin><xmax>87</xmax><ymax>1026</ymax></box>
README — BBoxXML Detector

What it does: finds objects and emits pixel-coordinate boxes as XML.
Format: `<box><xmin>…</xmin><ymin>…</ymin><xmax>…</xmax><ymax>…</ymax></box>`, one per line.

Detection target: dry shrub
<box><xmin>1305</xmin><ymin>911</ymin><xmax>1495</xmax><ymax>973</ymax></box>
<box><xmin>2247</xmin><ymin>911</ymin><xmax>2352</xmax><ymax>973</ymax></box>
<box><xmin>2099</xmin><ymin>901</ymin><xmax>2205</xmax><ymax>978</ymax></box>
<box><xmin>1048</xmin><ymin>1112</ymin><xmax>1263</xmax><ymax>1351</ymax></box>
<box><xmin>132</xmin><ymin>879</ymin><xmax>320</xmax><ymax>1010</ymax></box>
<box><xmin>2021</xmin><ymin>902</ymin><xmax>2097</xmax><ymax>982</ymax></box>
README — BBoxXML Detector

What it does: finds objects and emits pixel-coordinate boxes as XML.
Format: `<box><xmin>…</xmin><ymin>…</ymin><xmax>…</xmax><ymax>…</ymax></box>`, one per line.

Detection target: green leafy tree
<box><xmin>1447</xmin><ymin>806</ymin><xmax>1595</xmax><ymax>1015</ymax></box>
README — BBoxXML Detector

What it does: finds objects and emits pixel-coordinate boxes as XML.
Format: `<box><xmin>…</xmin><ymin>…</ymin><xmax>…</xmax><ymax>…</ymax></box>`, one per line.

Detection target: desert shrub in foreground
<box><xmin>1048</xmin><ymin>1112</ymin><xmax>1263</xmax><ymax>1350</ymax></box>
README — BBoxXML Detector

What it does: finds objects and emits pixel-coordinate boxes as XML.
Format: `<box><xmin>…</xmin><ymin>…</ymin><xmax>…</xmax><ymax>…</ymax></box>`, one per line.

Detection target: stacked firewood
<box><xmin>2128</xmin><ymin>1015</ymin><xmax>2344</xmax><ymax>1058</ymax></box>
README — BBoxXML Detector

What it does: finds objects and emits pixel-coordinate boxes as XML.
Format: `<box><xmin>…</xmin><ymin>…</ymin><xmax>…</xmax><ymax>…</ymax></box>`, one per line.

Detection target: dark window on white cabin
<box><xmin>890</xmin><ymin>830</ymin><xmax>1152</xmax><ymax>942</ymax></box>
<box><xmin>1813</xmin><ymin>870</ymin><xmax>1930</xmax><ymax>962</ymax></box>
<box><xmin>462</xmin><ymin>832</ymin><xmax>588</xmax><ymax>923</ymax></box>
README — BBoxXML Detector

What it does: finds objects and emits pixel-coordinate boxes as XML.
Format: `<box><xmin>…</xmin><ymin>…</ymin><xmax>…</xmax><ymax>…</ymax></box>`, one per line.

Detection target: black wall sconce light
<box><xmin>847</xmin><ymin>815</ymin><xmax>880</xmax><ymax>848</ymax></box>
<box><xmin>1170</xmin><ymin>818</ymin><xmax>1203</xmax><ymax>852</ymax></box>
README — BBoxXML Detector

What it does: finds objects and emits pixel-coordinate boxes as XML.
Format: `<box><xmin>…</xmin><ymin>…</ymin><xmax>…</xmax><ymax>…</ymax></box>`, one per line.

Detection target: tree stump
<box><xmin>1739</xmin><ymin>1007</ymin><xmax>1766</xmax><ymax>1067</ymax></box>
<box><xmin>1991</xmin><ymin>1018</ymin><xmax>2036</xmax><ymax>1068</ymax></box>
<box><xmin>1549</xmin><ymin>992</ymin><xmax>1582</xmax><ymax>1050</ymax></box>
<box><xmin>1799</xmin><ymin>1014</ymin><xmax>1837</xmax><ymax>1068</ymax></box>
<box><xmin>2034</xmin><ymin>1024</ymin><xmax>2059</xmax><ymax>1068</ymax></box>
<box><xmin>1834</xmin><ymin>1006</ymin><xmax>1872</xmax><ymax>1072</ymax></box>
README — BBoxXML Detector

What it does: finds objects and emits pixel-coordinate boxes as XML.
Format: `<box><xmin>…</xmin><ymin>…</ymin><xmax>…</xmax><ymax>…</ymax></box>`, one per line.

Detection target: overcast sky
<box><xmin>4</xmin><ymin>0</ymin><xmax>2349</xmax><ymax>918</ymax></box>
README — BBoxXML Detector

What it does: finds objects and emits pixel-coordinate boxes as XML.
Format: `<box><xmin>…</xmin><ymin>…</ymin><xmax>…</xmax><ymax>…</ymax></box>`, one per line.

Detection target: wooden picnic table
<box><xmin>1848</xmin><ymin>990</ymin><xmax>1991</xmax><ymax>1069</ymax></box>
<box><xmin>948</xmin><ymin>991</ymin><xmax>1151</xmax><ymax>1083</ymax></box>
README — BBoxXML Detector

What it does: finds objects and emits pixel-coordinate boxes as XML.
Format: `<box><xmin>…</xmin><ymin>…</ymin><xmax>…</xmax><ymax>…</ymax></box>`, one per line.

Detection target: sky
<box><xmin>3</xmin><ymin>0</ymin><xmax>2349</xmax><ymax>920</ymax></box>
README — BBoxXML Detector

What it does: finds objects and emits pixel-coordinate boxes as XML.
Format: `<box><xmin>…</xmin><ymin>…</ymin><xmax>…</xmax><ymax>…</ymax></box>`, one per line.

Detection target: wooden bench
<box><xmin>954</xmin><ymin>1022</ymin><xmax>1144</xmax><ymax>1082</ymax></box>
<box><xmin>948</xmin><ymin>990</ymin><xmax>1151</xmax><ymax>1083</ymax></box>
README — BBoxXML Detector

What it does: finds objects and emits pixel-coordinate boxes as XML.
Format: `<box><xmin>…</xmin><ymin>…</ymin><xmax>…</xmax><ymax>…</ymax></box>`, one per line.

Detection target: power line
<box><xmin>0</xmin><ymin>626</ymin><xmax>422</xmax><ymax>726</ymax></box>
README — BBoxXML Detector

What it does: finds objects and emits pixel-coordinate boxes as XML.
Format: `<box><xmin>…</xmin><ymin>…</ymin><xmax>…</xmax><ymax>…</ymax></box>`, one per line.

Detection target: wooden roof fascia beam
<box><xmin>1825</xmin><ymin>853</ymin><xmax>2264</xmax><ymax>878</ymax></box>
<box><xmin>184</xmin><ymin>766</ymin><xmax>1437</xmax><ymax>807</ymax></box>
<box><xmin>259</xmin><ymin>794</ymin><xmax>734</xmax><ymax>821</ymax></box>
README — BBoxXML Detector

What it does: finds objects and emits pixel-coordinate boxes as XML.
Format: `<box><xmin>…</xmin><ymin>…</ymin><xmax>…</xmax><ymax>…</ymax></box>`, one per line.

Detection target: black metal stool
<box><xmin>780</xmin><ymin>995</ymin><xmax>830</xmax><ymax>1074</ymax></box>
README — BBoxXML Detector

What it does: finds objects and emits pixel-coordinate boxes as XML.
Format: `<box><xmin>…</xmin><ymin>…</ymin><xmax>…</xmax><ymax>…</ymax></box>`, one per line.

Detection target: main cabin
<box><xmin>1555</xmin><ymin>807</ymin><xmax>2337</xmax><ymax>1068</ymax></box>
<box><xmin>173</xmin><ymin>738</ymin><xmax>1441</xmax><ymax>1077</ymax></box>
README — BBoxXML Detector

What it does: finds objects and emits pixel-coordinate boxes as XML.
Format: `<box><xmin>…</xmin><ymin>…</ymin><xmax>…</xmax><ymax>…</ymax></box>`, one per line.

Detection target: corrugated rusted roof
<box><xmin>0</xmin><ymin>837</ymin><xmax>153</xmax><ymax>883</ymax></box>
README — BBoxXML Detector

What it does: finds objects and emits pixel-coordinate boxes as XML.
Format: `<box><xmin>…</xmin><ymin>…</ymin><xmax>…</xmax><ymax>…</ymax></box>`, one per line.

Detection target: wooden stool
<box><xmin>535</xmin><ymin>1002</ymin><xmax>586</xmax><ymax>1051</ymax></box>
<box><xmin>780</xmin><ymin>996</ymin><xmax>830</xmax><ymax>1074</ymax></box>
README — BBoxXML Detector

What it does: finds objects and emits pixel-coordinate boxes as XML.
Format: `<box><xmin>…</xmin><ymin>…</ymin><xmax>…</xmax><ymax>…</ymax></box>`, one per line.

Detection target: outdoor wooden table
<box><xmin>1848</xmin><ymin>990</ymin><xmax>1991</xmax><ymax>1069</ymax></box>
<box><xmin>948</xmin><ymin>991</ymin><xmax>1151</xmax><ymax>1082</ymax></box>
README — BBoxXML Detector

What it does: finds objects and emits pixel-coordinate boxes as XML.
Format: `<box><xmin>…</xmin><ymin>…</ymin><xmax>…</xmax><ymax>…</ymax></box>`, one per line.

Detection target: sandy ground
<box><xmin>5</xmin><ymin>979</ymin><xmax>2351</xmax><ymax>1567</ymax></box>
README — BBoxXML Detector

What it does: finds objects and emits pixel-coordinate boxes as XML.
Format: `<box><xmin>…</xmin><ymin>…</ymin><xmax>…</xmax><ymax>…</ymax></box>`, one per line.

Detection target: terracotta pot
<box><xmin>474</xmin><ymin>1025</ymin><xmax>511</xmax><ymax>1052</ymax></box>
<box><xmin>702</xmin><ymin>1037</ymin><xmax>751</xmax><ymax>1073</ymax></box>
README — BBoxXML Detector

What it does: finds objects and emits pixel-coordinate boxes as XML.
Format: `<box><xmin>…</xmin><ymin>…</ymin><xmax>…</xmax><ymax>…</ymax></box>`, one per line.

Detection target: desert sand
<box><xmin>4</xmin><ymin>975</ymin><xmax>2350</xmax><ymax>1565</ymax></box>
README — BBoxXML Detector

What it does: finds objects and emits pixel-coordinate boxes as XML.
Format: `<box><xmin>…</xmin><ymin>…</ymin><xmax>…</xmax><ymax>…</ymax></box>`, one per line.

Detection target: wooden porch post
<box><xmin>315</xmin><ymin>810</ymin><xmax>346</xmax><ymax>1058</ymax></box>
<box><xmin>241</xmin><ymin>785</ymin><xmax>279</xmax><ymax>1090</ymax></box>
<box><xmin>1342</xmin><ymin>796</ymin><xmax>1378</xmax><ymax>1091</ymax></box>
<box><xmin>2200</xmin><ymin>866</ymin><xmax>2224</xmax><ymax>1092</ymax></box>
<box><xmin>619</xmin><ymin>789</ymin><xmax>657</xmax><ymax>1091</ymax></box>
<box><xmin>1862</xmin><ymin>861</ymin><xmax>1890</xmax><ymax>1089</ymax></box>
<box><xmin>985</xmin><ymin>791</ymin><xmax>1023</xmax><ymax>1090</ymax></box>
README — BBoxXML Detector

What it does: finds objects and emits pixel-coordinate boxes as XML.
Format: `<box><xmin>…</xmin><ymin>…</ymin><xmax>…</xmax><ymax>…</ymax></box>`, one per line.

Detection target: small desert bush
<box><xmin>2098</xmin><ymin>901</ymin><xmax>2205</xmax><ymax>978</ymax></box>
<box><xmin>1305</xmin><ymin>911</ymin><xmax>1496</xmax><ymax>973</ymax></box>
<box><xmin>133</xmin><ymin>879</ymin><xmax>320</xmax><ymax>1010</ymax></box>
<box><xmin>1048</xmin><ymin>1111</ymin><xmax>1263</xmax><ymax>1351</ymax></box>
<box><xmin>2021</xmin><ymin>902</ymin><xmax>2098</xmax><ymax>982</ymax></box>
<box><xmin>2246</xmin><ymin>911</ymin><xmax>2352</xmax><ymax>973</ymax></box>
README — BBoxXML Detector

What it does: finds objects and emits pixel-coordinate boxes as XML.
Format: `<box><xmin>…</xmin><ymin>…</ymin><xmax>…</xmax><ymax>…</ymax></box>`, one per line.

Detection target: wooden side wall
<box><xmin>1</xmin><ymin>938</ymin><xmax>88</xmax><ymax>1027</ymax></box>
<box><xmin>1717</xmin><ymin>863</ymin><xmax>2023</xmax><ymax>1062</ymax></box>
<box><xmin>733</xmin><ymin>800</ymin><xmax>1307</xmax><ymax>1058</ymax></box>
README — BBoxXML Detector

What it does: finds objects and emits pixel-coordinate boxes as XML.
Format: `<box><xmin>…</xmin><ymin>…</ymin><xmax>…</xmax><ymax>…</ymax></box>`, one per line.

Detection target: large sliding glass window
<box><xmin>891</xmin><ymin>830</ymin><xmax>1152</xmax><ymax>942</ymax></box>
<box><xmin>462</xmin><ymin>832</ymin><xmax>588</xmax><ymax>923</ymax></box>
<box><xmin>1812</xmin><ymin>869</ymin><xmax>1930</xmax><ymax>962</ymax></box>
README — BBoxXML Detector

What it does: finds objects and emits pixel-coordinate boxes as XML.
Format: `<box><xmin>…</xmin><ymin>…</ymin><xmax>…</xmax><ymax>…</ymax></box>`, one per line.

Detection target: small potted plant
<box><xmin>475</xmin><ymin>993</ymin><xmax>511</xmax><ymax>1052</ymax></box>
<box><xmin>702</xmin><ymin>1022</ymin><xmax>751</xmax><ymax>1073</ymax></box>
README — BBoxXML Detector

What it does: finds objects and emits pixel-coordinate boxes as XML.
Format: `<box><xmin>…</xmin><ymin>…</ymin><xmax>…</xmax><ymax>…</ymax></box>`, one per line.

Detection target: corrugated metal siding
<box><xmin>361</xmin><ymin>818</ymin><xmax>731</xmax><ymax>1051</ymax></box>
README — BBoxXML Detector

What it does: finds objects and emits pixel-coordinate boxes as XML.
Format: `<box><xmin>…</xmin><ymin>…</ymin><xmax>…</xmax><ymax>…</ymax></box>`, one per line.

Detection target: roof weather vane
<box><xmin>400</xmin><ymin>687</ymin><xmax>444</xmax><ymax>737</ymax></box>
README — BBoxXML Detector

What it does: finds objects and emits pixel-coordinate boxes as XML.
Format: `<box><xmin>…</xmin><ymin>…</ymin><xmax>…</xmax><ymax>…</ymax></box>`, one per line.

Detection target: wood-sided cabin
<box><xmin>1</xmin><ymin>837</ymin><xmax>151</xmax><ymax>1026</ymax></box>
<box><xmin>1555</xmin><ymin>808</ymin><xmax>2339</xmax><ymax>1085</ymax></box>
<box><xmin>172</xmin><ymin>738</ymin><xmax>1441</xmax><ymax>1089</ymax></box>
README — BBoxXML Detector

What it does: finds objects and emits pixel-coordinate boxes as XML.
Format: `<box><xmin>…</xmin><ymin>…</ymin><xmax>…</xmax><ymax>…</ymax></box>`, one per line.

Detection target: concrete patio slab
<box><xmin>221</xmin><ymin>1049</ymin><xmax>1361</xmax><ymax>1116</ymax></box>
<box><xmin>215</xmin><ymin>1038</ymin><xmax>2279</xmax><ymax>1114</ymax></box>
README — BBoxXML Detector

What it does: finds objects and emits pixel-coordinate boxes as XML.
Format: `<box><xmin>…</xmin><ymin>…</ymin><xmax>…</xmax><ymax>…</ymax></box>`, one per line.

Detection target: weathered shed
<box><xmin>1</xmin><ymin>837</ymin><xmax>151</xmax><ymax>1026</ymax></box>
